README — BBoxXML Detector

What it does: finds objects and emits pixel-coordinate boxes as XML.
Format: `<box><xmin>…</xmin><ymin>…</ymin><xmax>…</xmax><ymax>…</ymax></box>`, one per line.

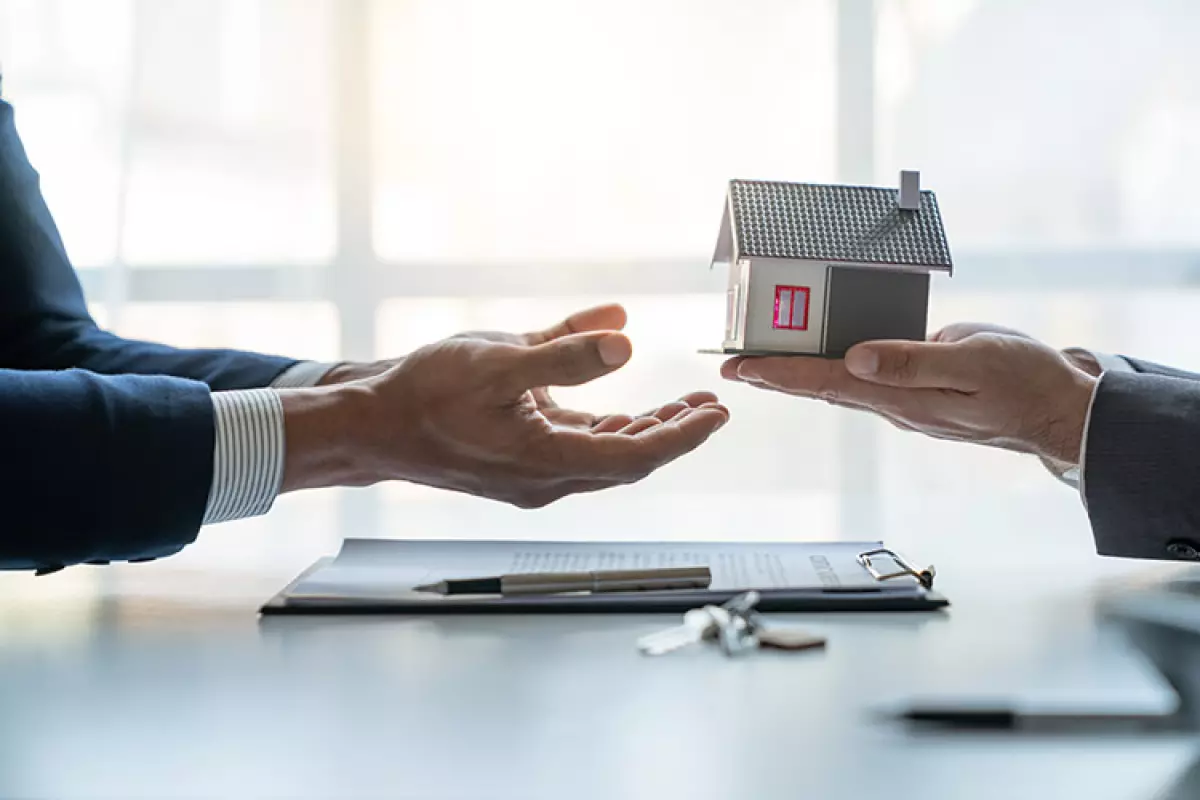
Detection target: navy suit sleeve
<box><xmin>0</xmin><ymin>369</ymin><xmax>214</xmax><ymax>571</ymax></box>
<box><xmin>0</xmin><ymin>98</ymin><xmax>298</xmax><ymax>389</ymax></box>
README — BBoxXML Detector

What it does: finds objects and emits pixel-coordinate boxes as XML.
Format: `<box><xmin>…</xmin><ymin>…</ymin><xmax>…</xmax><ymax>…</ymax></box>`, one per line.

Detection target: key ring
<box><xmin>717</xmin><ymin>591</ymin><xmax>762</xmax><ymax>656</ymax></box>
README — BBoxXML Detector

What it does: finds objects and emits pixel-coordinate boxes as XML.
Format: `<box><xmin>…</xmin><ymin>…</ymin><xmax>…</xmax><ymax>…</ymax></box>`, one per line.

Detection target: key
<box><xmin>722</xmin><ymin>590</ymin><xmax>761</xmax><ymax>618</ymax></box>
<box><xmin>637</xmin><ymin>606</ymin><xmax>726</xmax><ymax>656</ymax></box>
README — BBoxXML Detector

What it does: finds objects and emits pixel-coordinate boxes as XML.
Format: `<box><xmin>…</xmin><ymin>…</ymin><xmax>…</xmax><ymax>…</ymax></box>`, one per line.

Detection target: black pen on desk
<box><xmin>413</xmin><ymin>566</ymin><xmax>712</xmax><ymax>596</ymax></box>
<box><xmin>888</xmin><ymin>707</ymin><xmax>1179</xmax><ymax>733</ymax></box>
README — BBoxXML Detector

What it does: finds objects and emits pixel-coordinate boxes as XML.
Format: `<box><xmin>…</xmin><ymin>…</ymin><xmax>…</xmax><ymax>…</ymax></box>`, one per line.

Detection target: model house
<box><xmin>709</xmin><ymin>171</ymin><xmax>953</xmax><ymax>357</ymax></box>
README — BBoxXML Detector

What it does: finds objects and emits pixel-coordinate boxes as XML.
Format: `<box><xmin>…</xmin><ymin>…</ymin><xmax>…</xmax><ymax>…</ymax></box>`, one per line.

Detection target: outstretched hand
<box><xmin>285</xmin><ymin>303</ymin><xmax>730</xmax><ymax>508</ymax></box>
<box><xmin>722</xmin><ymin>322</ymin><xmax>1096</xmax><ymax>466</ymax></box>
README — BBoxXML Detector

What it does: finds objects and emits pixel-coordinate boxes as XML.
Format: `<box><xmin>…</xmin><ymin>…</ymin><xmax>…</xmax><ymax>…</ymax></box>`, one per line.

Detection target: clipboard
<box><xmin>260</xmin><ymin>539</ymin><xmax>949</xmax><ymax>615</ymax></box>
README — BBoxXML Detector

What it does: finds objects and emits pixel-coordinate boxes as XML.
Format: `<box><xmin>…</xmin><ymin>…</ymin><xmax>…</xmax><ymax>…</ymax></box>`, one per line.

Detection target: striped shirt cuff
<box><xmin>270</xmin><ymin>361</ymin><xmax>340</xmax><ymax>388</ymax></box>
<box><xmin>203</xmin><ymin>390</ymin><xmax>286</xmax><ymax>525</ymax></box>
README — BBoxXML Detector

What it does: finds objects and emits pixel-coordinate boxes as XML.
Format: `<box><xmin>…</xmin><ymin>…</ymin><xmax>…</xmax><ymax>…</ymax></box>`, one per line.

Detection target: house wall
<box><xmin>722</xmin><ymin>258</ymin><xmax>749</xmax><ymax>349</ymax></box>
<box><xmin>742</xmin><ymin>258</ymin><xmax>828</xmax><ymax>353</ymax></box>
<box><xmin>712</xmin><ymin>200</ymin><xmax>749</xmax><ymax>349</ymax></box>
<box><xmin>824</xmin><ymin>266</ymin><xmax>930</xmax><ymax>356</ymax></box>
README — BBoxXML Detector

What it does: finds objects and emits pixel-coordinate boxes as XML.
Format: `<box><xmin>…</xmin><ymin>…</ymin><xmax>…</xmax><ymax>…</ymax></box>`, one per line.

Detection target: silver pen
<box><xmin>413</xmin><ymin>566</ymin><xmax>712</xmax><ymax>596</ymax></box>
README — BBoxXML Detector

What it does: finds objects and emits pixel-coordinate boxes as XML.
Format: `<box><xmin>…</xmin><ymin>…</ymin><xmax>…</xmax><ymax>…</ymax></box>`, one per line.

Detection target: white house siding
<box><xmin>742</xmin><ymin>258</ymin><xmax>828</xmax><ymax>353</ymax></box>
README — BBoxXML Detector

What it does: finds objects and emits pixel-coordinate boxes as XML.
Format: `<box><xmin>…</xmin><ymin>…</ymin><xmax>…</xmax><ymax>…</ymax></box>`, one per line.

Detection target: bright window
<box><xmin>876</xmin><ymin>0</ymin><xmax>1200</xmax><ymax>249</ymax></box>
<box><xmin>370</xmin><ymin>0</ymin><xmax>837</xmax><ymax>264</ymax></box>
<box><xmin>0</xmin><ymin>0</ymin><xmax>336</xmax><ymax>267</ymax></box>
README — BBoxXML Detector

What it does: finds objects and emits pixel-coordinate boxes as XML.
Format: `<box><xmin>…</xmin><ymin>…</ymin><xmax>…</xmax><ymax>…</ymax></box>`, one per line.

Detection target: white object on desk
<box><xmin>265</xmin><ymin>537</ymin><xmax>946</xmax><ymax>612</ymax></box>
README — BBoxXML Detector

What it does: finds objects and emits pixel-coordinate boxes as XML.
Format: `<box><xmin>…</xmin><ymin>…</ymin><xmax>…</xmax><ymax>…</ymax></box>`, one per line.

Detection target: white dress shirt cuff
<box><xmin>270</xmin><ymin>361</ymin><xmax>340</xmax><ymax>388</ymax></box>
<box><xmin>202</xmin><ymin>390</ymin><xmax>286</xmax><ymax>525</ymax></box>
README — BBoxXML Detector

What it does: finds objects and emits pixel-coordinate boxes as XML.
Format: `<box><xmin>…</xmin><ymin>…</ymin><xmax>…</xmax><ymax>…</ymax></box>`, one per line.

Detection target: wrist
<box><xmin>1035</xmin><ymin>371</ymin><xmax>1097</xmax><ymax>466</ymax></box>
<box><xmin>317</xmin><ymin>358</ymin><xmax>404</xmax><ymax>386</ymax></box>
<box><xmin>1061</xmin><ymin>348</ymin><xmax>1102</xmax><ymax>378</ymax></box>
<box><xmin>315</xmin><ymin>362</ymin><xmax>357</xmax><ymax>386</ymax></box>
<box><xmin>278</xmin><ymin>383</ymin><xmax>378</xmax><ymax>492</ymax></box>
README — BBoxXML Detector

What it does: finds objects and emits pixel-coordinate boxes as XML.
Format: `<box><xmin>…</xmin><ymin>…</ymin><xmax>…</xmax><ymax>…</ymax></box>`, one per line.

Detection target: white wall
<box><xmin>722</xmin><ymin>258</ymin><xmax>747</xmax><ymax>348</ymax></box>
<box><xmin>743</xmin><ymin>258</ymin><xmax>828</xmax><ymax>353</ymax></box>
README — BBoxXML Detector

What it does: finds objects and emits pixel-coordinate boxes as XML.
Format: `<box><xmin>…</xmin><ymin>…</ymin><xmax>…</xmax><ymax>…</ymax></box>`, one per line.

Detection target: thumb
<box><xmin>845</xmin><ymin>340</ymin><xmax>980</xmax><ymax>391</ymax></box>
<box><xmin>501</xmin><ymin>332</ymin><xmax>632</xmax><ymax>391</ymax></box>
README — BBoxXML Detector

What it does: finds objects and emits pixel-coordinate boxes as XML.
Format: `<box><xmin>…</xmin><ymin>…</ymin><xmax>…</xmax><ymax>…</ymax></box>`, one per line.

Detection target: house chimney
<box><xmin>899</xmin><ymin>170</ymin><xmax>920</xmax><ymax>211</ymax></box>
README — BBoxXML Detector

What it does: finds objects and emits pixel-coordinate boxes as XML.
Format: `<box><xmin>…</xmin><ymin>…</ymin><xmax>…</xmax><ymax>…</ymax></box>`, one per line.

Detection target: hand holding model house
<box><xmin>717</xmin><ymin>172</ymin><xmax>1096</xmax><ymax>470</ymax></box>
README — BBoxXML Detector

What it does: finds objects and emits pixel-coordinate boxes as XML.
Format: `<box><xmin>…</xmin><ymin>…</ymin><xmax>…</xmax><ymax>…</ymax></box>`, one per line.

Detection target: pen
<box><xmin>889</xmin><ymin>707</ymin><xmax>1178</xmax><ymax>733</ymax></box>
<box><xmin>413</xmin><ymin>566</ymin><xmax>712</xmax><ymax>596</ymax></box>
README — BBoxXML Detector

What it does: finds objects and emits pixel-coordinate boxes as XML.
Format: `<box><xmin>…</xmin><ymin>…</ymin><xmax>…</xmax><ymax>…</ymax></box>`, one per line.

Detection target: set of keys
<box><xmin>637</xmin><ymin>590</ymin><xmax>827</xmax><ymax>657</ymax></box>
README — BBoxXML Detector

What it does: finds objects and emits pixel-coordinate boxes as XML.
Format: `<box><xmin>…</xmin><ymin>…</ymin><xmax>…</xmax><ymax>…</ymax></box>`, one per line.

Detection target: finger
<box><xmin>629</xmin><ymin>405</ymin><xmax>728</xmax><ymax>460</ymax></box>
<box><xmin>592</xmin><ymin>414</ymin><xmax>635</xmax><ymax>433</ymax></box>
<box><xmin>553</xmin><ymin>406</ymin><xmax>729</xmax><ymax>479</ymax></box>
<box><xmin>646</xmin><ymin>402</ymin><xmax>689</xmax><ymax>422</ymax></box>
<box><xmin>532</xmin><ymin>387</ymin><xmax>558</xmax><ymax>409</ymax></box>
<box><xmin>495</xmin><ymin>332</ymin><xmax>632</xmax><ymax>394</ymax></box>
<box><xmin>677</xmin><ymin>390</ymin><xmax>720</xmax><ymax>408</ymax></box>
<box><xmin>736</xmin><ymin>356</ymin><xmax>843</xmax><ymax>395</ymax></box>
<box><xmin>694</xmin><ymin>401</ymin><xmax>731</xmax><ymax>415</ymax></box>
<box><xmin>525</xmin><ymin>303</ymin><xmax>628</xmax><ymax>345</ymax></box>
<box><xmin>618</xmin><ymin>416</ymin><xmax>663</xmax><ymax>436</ymax></box>
<box><xmin>681</xmin><ymin>393</ymin><xmax>715</xmax><ymax>410</ymax></box>
<box><xmin>639</xmin><ymin>391</ymin><xmax>718</xmax><ymax>419</ymax></box>
<box><xmin>734</xmin><ymin>356</ymin><xmax>951</xmax><ymax>417</ymax></box>
<box><xmin>843</xmin><ymin>340</ymin><xmax>981</xmax><ymax>392</ymax></box>
<box><xmin>720</xmin><ymin>357</ymin><xmax>746</xmax><ymax>381</ymax></box>
<box><xmin>541</xmin><ymin>407</ymin><xmax>599</xmax><ymax>429</ymax></box>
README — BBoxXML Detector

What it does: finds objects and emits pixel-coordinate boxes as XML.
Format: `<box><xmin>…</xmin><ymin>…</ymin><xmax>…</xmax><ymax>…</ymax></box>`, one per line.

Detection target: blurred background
<box><xmin>4</xmin><ymin>0</ymin><xmax>1200</xmax><ymax>580</ymax></box>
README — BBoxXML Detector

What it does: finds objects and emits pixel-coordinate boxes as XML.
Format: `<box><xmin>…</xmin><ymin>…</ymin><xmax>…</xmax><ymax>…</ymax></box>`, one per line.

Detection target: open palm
<box><xmin>458</xmin><ymin>304</ymin><xmax>721</xmax><ymax>434</ymax></box>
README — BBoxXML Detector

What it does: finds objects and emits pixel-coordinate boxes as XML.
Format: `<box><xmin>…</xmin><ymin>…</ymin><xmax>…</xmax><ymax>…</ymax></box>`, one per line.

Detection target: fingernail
<box><xmin>598</xmin><ymin>334</ymin><xmax>631</xmax><ymax>366</ymax></box>
<box><xmin>845</xmin><ymin>347</ymin><xmax>878</xmax><ymax>376</ymax></box>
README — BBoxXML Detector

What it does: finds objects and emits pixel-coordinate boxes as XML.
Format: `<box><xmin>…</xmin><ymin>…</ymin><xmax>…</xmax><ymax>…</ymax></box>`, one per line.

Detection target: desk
<box><xmin>1</xmin><ymin>490</ymin><xmax>1199</xmax><ymax>800</ymax></box>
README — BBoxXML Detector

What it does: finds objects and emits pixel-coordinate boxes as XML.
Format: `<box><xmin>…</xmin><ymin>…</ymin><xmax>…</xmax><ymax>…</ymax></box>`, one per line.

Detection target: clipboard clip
<box><xmin>857</xmin><ymin>548</ymin><xmax>936</xmax><ymax>590</ymax></box>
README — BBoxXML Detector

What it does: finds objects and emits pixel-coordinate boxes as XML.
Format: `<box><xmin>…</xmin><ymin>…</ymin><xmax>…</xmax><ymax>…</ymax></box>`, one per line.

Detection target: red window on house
<box><xmin>773</xmin><ymin>285</ymin><xmax>810</xmax><ymax>330</ymax></box>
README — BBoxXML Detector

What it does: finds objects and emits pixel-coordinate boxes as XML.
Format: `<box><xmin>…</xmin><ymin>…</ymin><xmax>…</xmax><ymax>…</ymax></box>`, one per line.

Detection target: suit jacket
<box><xmin>1084</xmin><ymin>358</ymin><xmax>1200</xmax><ymax>561</ymax></box>
<box><xmin>0</xmin><ymin>98</ymin><xmax>298</xmax><ymax>571</ymax></box>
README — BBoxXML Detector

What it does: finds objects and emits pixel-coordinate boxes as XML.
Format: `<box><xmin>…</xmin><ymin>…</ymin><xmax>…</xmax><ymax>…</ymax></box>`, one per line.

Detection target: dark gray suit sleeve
<box><xmin>1083</xmin><ymin>369</ymin><xmax>1200</xmax><ymax>561</ymax></box>
<box><xmin>1121</xmin><ymin>357</ymin><xmax>1200</xmax><ymax>383</ymax></box>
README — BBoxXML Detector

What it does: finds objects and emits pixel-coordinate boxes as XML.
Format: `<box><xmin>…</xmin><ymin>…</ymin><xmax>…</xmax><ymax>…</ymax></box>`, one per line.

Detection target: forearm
<box><xmin>21</xmin><ymin>323</ymin><xmax>307</xmax><ymax>390</ymax></box>
<box><xmin>278</xmin><ymin>384</ymin><xmax>378</xmax><ymax>493</ymax></box>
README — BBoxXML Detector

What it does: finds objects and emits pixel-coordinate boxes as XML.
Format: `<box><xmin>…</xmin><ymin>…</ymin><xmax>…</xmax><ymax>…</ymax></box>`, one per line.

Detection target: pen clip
<box><xmin>857</xmin><ymin>548</ymin><xmax>935</xmax><ymax>590</ymax></box>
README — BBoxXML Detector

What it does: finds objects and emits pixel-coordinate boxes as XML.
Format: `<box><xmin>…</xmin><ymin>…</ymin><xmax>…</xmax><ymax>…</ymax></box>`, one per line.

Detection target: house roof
<box><xmin>729</xmin><ymin>179</ymin><xmax>953</xmax><ymax>270</ymax></box>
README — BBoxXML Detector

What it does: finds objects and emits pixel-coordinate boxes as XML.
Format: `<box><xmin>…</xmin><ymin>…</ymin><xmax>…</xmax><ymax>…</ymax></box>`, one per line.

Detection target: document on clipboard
<box><xmin>261</xmin><ymin>539</ymin><xmax>949</xmax><ymax>614</ymax></box>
